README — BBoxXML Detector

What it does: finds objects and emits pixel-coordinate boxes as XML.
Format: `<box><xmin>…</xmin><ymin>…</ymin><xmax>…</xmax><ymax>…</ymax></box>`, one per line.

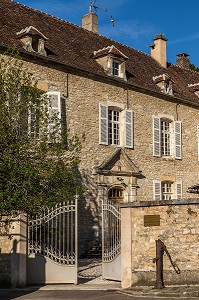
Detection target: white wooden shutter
<box><xmin>153</xmin><ymin>180</ymin><xmax>161</xmax><ymax>201</ymax></box>
<box><xmin>174</xmin><ymin>121</ymin><xmax>182</xmax><ymax>159</ymax></box>
<box><xmin>125</xmin><ymin>110</ymin><xmax>134</xmax><ymax>148</ymax></box>
<box><xmin>47</xmin><ymin>91</ymin><xmax>61</xmax><ymax>140</ymax></box>
<box><xmin>197</xmin><ymin>126</ymin><xmax>199</xmax><ymax>161</ymax></box>
<box><xmin>176</xmin><ymin>181</ymin><xmax>182</xmax><ymax>199</ymax></box>
<box><xmin>153</xmin><ymin>116</ymin><xmax>161</xmax><ymax>157</ymax></box>
<box><xmin>99</xmin><ymin>104</ymin><xmax>108</xmax><ymax>145</ymax></box>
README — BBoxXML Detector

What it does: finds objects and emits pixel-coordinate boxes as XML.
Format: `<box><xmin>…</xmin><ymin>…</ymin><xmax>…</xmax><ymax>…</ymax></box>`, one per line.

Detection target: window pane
<box><xmin>161</xmin><ymin>120</ymin><xmax>170</xmax><ymax>156</ymax></box>
<box><xmin>162</xmin><ymin>182</ymin><xmax>172</xmax><ymax>200</ymax></box>
<box><xmin>112</xmin><ymin>61</ymin><xmax>119</xmax><ymax>76</ymax></box>
<box><xmin>108</xmin><ymin>109</ymin><xmax>120</xmax><ymax>145</ymax></box>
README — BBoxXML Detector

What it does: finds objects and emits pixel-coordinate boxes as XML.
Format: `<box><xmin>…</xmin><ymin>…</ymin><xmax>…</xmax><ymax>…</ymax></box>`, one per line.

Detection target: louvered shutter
<box><xmin>176</xmin><ymin>181</ymin><xmax>182</xmax><ymax>199</ymax></box>
<box><xmin>197</xmin><ymin>126</ymin><xmax>199</xmax><ymax>161</ymax></box>
<box><xmin>174</xmin><ymin>121</ymin><xmax>182</xmax><ymax>159</ymax></box>
<box><xmin>47</xmin><ymin>91</ymin><xmax>61</xmax><ymax>141</ymax></box>
<box><xmin>153</xmin><ymin>116</ymin><xmax>161</xmax><ymax>157</ymax></box>
<box><xmin>153</xmin><ymin>180</ymin><xmax>161</xmax><ymax>201</ymax></box>
<box><xmin>125</xmin><ymin>110</ymin><xmax>134</xmax><ymax>148</ymax></box>
<box><xmin>99</xmin><ymin>104</ymin><xmax>108</xmax><ymax>145</ymax></box>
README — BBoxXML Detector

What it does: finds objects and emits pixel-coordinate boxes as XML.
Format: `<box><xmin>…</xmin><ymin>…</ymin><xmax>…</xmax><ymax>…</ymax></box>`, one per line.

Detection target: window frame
<box><xmin>108</xmin><ymin>108</ymin><xmax>120</xmax><ymax>145</ymax></box>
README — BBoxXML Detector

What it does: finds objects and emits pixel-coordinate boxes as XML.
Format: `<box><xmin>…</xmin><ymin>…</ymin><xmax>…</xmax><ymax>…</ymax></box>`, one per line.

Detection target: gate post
<box><xmin>121</xmin><ymin>207</ymin><xmax>133</xmax><ymax>288</ymax></box>
<box><xmin>11</xmin><ymin>213</ymin><xmax>27</xmax><ymax>287</ymax></box>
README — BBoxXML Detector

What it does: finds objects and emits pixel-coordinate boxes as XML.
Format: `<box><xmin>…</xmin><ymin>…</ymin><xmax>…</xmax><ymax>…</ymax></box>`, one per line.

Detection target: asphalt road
<box><xmin>0</xmin><ymin>290</ymin><xmax>197</xmax><ymax>300</ymax></box>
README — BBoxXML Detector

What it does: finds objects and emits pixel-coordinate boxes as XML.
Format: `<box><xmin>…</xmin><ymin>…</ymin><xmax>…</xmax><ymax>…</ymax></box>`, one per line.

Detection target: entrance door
<box><xmin>102</xmin><ymin>189</ymin><xmax>121</xmax><ymax>281</ymax></box>
<box><xmin>27</xmin><ymin>198</ymin><xmax>78</xmax><ymax>284</ymax></box>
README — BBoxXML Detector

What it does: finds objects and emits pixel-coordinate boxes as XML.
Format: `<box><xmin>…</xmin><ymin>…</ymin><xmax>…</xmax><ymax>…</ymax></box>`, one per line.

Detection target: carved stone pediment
<box><xmin>96</xmin><ymin>148</ymin><xmax>141</xmax><ymax>177</ymax></box>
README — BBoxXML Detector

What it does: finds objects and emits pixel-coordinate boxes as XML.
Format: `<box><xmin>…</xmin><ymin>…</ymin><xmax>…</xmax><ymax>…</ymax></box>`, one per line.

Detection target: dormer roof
<box><xmin>93</xmin><ymin>45</ymin><xmax>129</xmax><ymax>60</ymax></box>
<box><xmin>16</xmin><ymin>26</ymin><xmax>48</xmax><ymax>40</ymax></box>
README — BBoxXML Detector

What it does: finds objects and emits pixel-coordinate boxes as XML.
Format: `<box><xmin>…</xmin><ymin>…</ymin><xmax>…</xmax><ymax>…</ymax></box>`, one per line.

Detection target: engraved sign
<box><xmin>144</xmin><ymin>215</ymin><xmax>160</xmax><ymax>227</ymax></box>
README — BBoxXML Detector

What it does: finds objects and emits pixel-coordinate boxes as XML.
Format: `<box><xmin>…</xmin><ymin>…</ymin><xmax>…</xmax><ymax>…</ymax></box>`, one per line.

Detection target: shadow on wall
<box><xmin>78</xmin><ymin>168</ymin><xmax>101</xmax><ymax>257</ymax></box>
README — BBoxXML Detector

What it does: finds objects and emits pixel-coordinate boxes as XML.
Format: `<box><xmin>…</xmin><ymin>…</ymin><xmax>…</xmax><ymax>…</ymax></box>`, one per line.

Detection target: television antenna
<box><xmin>89</xmin><ymin>0</ymin><xmax>107</xmax><ymax>13</ymax></box>
<box><xmin>88</xmin><ymin>0</ymin><xmax>115</xmax><ymax>27</ymax></box>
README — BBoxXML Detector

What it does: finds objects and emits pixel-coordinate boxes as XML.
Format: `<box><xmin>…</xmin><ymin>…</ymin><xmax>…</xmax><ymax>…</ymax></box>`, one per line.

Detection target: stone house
<box><xmin>1</xmin><ymin>0</ymin><xmax>199</xmax><ymax>260</ymax></box>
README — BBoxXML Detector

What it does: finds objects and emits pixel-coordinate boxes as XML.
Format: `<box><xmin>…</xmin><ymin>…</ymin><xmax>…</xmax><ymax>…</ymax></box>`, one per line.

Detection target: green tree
<box><xmin>0</xmin><ymin>52</ymin><xmax>83</xmax><ymax>215</ymax></box>
<box><xmin>190</xmin><ymin>63</ymin><xmax>199</xmax><ymax>72</ymax></box>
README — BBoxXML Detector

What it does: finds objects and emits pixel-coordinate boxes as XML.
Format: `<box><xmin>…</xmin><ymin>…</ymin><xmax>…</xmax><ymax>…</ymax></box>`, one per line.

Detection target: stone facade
<box><xmin>121</xmin><ymin>199</ymin><xmax>199</xmax><ymax>287</ymax></box>
<box><xmin>2</xmin><ymin>52</ymin><xmax>199</xmax><ymax>253</ymax></box>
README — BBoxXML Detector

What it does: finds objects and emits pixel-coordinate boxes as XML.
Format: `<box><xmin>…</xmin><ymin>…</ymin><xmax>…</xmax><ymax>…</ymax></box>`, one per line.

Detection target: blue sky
<box><xmin>17</xmin><ymin>0</ymin><xmax>199</xmax><ymax>67</ymax></box>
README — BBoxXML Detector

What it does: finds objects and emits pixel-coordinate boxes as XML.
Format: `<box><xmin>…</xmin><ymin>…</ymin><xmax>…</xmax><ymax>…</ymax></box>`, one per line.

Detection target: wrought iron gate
<box><xmin>102</xmin><ymin>198</ymin><xmax>121</xmax><ymax>281</ymax></box>
<box><xmin>27</xmin><ymin>198</ymin><xmax>78</xmax><ymax>284</ymax></box>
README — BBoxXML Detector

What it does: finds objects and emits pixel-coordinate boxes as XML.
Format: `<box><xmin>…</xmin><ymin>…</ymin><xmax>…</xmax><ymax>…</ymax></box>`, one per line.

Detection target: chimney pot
<box><xmin>176</xmin><ymin>53</ymin><xmax>190</xmax><ymax>69</ymax></box>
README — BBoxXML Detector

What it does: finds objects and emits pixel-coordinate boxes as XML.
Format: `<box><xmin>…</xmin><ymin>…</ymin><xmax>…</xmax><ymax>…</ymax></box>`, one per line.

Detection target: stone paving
<box><xmin>78</xmin><ymin>258</ymin><xmax>120</xmax><ymax>286</ymax></box>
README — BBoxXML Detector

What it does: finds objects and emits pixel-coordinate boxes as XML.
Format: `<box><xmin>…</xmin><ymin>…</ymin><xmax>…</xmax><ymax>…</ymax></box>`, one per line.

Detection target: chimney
<box><xmin>150</xmin><ymin>34</ymin><xmax>167</xmax><ymax>68</ymax></box>
<box><xmin>176</xmin><ymin>53</ymin><xmax>190</xmax><ymax>69</ymax></box>
<box><xmin>82</xmin><ymin>12</ymin><xmax>98</xmax><ymax>33</ymax></box>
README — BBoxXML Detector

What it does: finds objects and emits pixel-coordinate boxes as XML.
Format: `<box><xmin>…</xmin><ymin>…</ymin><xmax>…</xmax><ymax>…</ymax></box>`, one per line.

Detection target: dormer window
<box><xmin>16</xmin><ymin>26</ymin><xmax>48</xmax><ymax>57</ymax></box>
<box><xmin>93</xmin><ymin>45</ymin><xmax>128</xmax><ymax>81</ymax></box>
<box><xmin>153</xmin><ymin>74</ymin><xmax>174</xmax><ymax>96</ymax></box>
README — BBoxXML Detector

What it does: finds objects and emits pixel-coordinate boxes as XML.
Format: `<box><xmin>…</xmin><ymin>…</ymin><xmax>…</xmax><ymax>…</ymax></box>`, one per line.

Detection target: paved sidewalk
<box><xmin>122</xmin><ymin>285</ymin><xmax>199</xmax><ymax>298</ymax></box>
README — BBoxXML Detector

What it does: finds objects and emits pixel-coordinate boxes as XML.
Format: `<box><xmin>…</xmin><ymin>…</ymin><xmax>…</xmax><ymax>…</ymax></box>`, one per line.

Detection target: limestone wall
<box><xmin>1</xmin><ymin>52</ymin><xmax>199</xmax><ymax>254</ymax></box>
<box><xmin>121</xmin><ymin>200</ymin><xmax>199</xmax><ymax>287</ymax></box>
<box><xmin>0</xmin><ymin>215</ymin><xmax>27</xmax><ymax>288</ymax></box>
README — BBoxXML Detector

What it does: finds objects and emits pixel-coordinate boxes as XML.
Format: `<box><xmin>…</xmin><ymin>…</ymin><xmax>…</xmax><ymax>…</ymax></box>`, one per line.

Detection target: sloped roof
<box><xmin>1</xmin><ymin>0</ymin><xmax>199</xmax><ymax>105</ymax></box>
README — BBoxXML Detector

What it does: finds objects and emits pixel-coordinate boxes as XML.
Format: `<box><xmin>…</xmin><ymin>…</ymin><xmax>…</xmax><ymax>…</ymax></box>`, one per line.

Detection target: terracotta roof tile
<box><xmin>1</xmin><ymin>0</ymin><xmax>199</xmax><ymax>105</ymax></box>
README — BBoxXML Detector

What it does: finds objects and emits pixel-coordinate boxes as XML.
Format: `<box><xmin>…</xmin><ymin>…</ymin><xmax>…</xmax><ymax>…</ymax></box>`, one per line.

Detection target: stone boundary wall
<box><xmin>0</xmin><ymin>214</ymin><xmax>27</xmax><ymax>288</ymax></box>
<box><xmin>121</xmin><ymin>199</ymin><xmax>199</xmax><ymax>288</ymax></box>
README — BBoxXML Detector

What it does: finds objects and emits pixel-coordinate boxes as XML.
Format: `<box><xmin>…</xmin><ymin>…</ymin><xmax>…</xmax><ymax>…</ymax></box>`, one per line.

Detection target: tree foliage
<box><xmin>0</xmin><ymin>51</ymin><xmax>83</xmax><ymax>215</ymax></box>
<box><xmin>190</xmin><ymin>63</ymin><xmax>199</xmax><ymax>72</ymax></box>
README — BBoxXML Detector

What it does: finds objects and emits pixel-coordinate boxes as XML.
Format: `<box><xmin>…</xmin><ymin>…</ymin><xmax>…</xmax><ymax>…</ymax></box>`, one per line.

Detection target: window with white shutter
<box><xmin>47</xmin><ymin>91</ymin><xmax>61</xmax><ymax>141</ymax></box>
<box><xmin>125</xmin><ymin>110</ymin><xmax>134</xmax><ymax>149</ymax></box>
<box><xmin>153</xmin><ymin>116</ymin><xmax>161</xmax><ymax>157</ymax></box>
<box><xmin>153</xmin><ymin>116</ymin><xmax>182</xmax><ymax>159</ymax></box>
<box><xmin>99</xmin><ymin>104</ymin><xmax>108</xmax><ymax>145</ymax></box>
<box><xmin>99</xmin><ymin>104</ymin><xmax>134</xmax><ymax>147</ymax></box>
<box><xmin>153</xmin><ymin>180</ymin><xmax>182</xmax><ymax>201</ymax></box>
<box><xmin>153</xmin><ymin>180</ymin><xmax>161</xmax><ymax>201</ymax></box>
<box><xmin>174</xmin><ymin>121</ymin><xmax>182</xmax><ymax>159</ymax></box>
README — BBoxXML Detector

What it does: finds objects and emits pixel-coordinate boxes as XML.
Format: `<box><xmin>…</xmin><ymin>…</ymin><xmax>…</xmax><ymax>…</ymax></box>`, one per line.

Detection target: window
<box><xmin>112</xmin><ymin>61</ymin><xmax>119</xmax><ymax>76</ymax></box>
<box><xmin>161</xmin><ymin>120</ymin><xmax>170</xmax><ymax>156</ymax></box>
<box><xmin>153</xmin><ymin>116</ymin><xmax>182</xmax><ymax>159</ymax></box>
<box><xmin>99</xmin><ymin>104</ymin><xmax>134</xmax><ymax>148</ymax></box>
<box><xmin>32</xmin><ymin>36</ymin><xmax>39</xmax><ymax>52</ymax></box>
<box><xmin>108</xmin><ymin>187</ymin><xmax>123</xmax><ymax>203</ymax></box>
<box><xmin>47</xmin><ymin>92</ymin><xmax>61</xmax><ymax>141</ymax></box>
<box><xmin>162</xmin><ymin>182</ymin><xmax>172</xmax><ymax>200</ymax></box>
<box><xmin>108</xmin><ymin>109</ymin><xmax>120</xmax><ymax>145</ymax></box>
<box><xmin>153</xmin><ymin>180</ymin><xmax>182</xmax><ymax>201</ymax></box>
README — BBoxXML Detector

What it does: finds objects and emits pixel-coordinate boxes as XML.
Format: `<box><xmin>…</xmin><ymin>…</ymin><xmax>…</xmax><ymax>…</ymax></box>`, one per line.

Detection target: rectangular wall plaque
<box><xmin>144</xmin><ymin>215</ymin><xmax>160</xmax><ymax>227</ymax></box>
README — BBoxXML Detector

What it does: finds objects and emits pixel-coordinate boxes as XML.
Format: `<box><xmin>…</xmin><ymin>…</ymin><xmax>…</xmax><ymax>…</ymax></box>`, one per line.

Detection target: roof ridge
<box><xmin>12</xmin><ymin>1</ymin><xmax>153</xmax><ymax>61</ymax></box>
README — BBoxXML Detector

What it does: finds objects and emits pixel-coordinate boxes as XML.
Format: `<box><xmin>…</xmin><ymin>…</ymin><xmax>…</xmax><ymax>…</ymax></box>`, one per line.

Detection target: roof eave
<box><xmin>1</xmin><ymin>43</ymin><xmax>199</xmax><ymax>108</ymax></box>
